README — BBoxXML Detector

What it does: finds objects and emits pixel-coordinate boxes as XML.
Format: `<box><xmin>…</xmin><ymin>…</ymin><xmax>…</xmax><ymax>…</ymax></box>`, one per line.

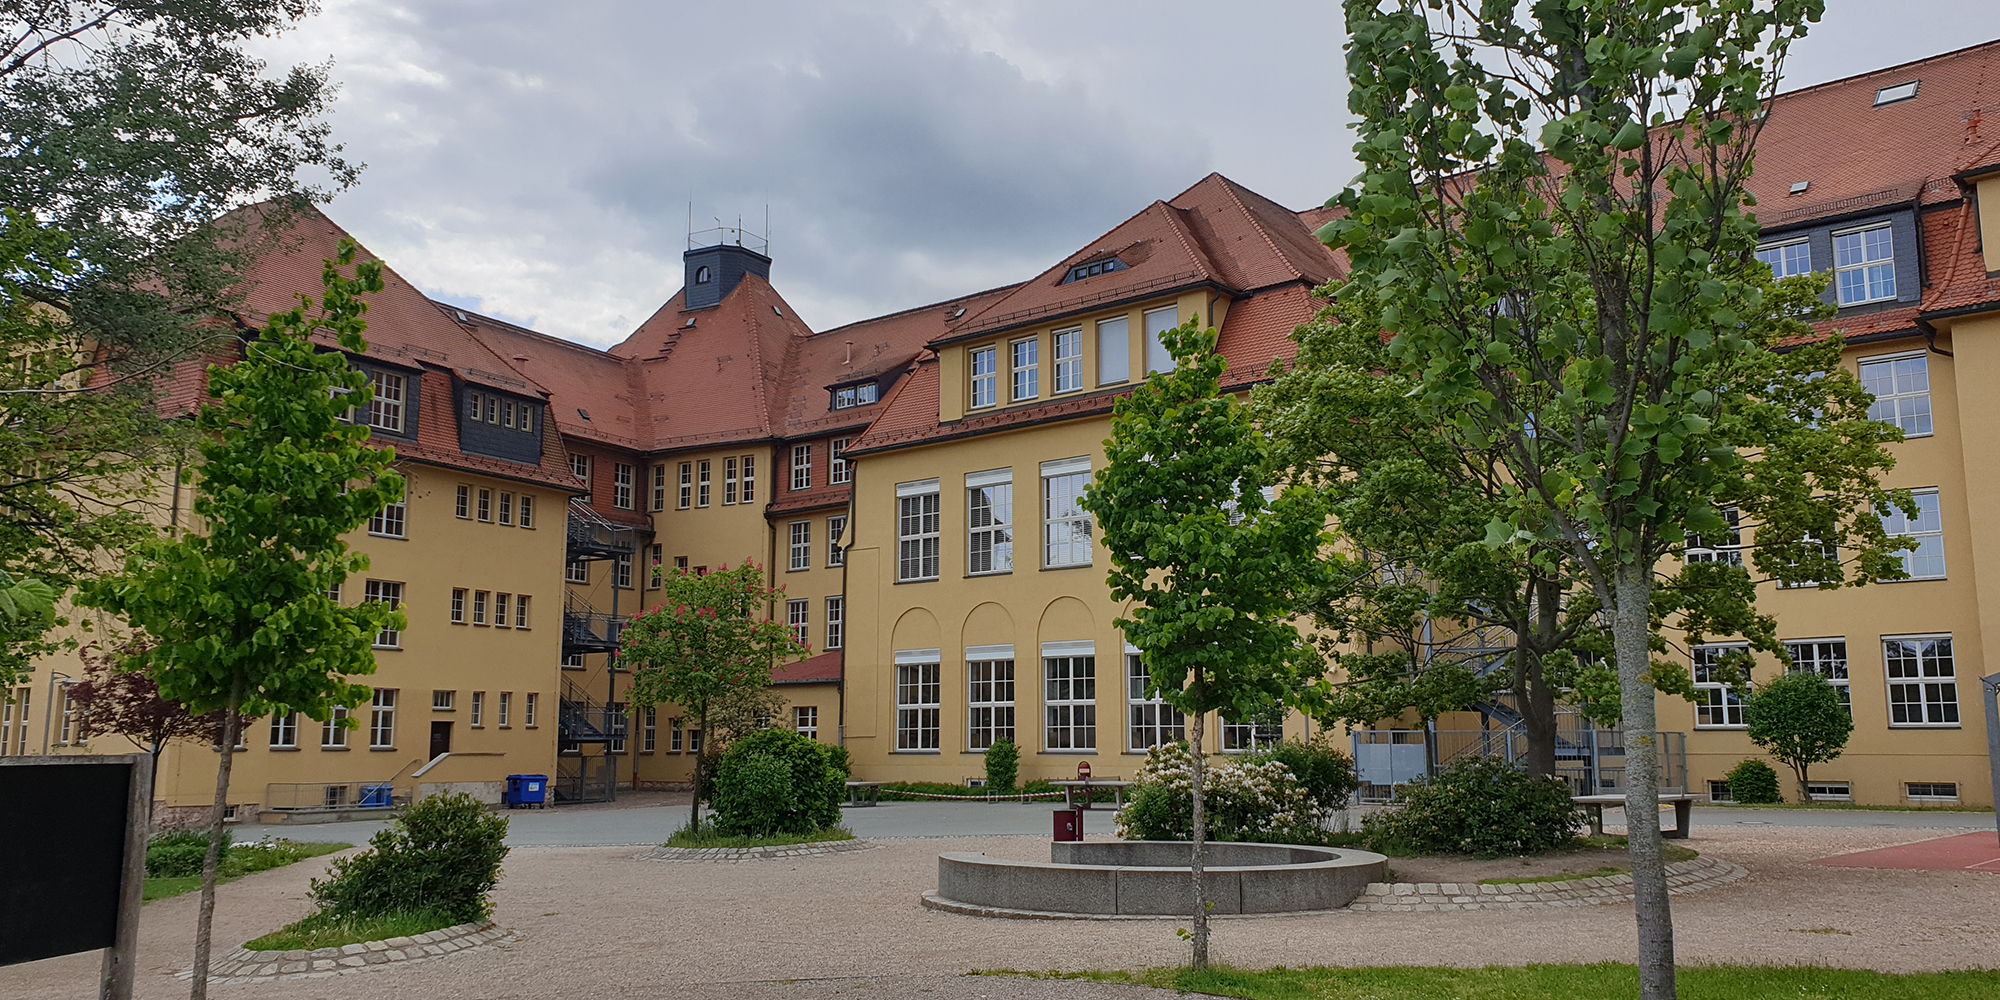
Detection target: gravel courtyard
<box><xmin>5</xmin><ymin>822</ymin><xmax>1997</xmax><ymax>999</ymax></box>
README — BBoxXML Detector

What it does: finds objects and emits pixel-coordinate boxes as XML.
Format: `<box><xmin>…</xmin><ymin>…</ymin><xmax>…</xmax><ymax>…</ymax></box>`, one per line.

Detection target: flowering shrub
<box><xmin>1115</xmin><ymin>742</ymin><xmax>1323</xmax><ymax>844</ymax></box>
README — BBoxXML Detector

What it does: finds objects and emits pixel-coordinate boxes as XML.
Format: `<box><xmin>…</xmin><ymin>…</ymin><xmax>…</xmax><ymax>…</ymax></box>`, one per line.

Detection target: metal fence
<box><xmin>265</xmin><ymin>781</ymin><xmax>398</xmax><ymax>812</ymax></box>
<box><xmin>1352</xmin><ymin>728</ymin><xmax>1686</xmax><ymax>802</ymax></box>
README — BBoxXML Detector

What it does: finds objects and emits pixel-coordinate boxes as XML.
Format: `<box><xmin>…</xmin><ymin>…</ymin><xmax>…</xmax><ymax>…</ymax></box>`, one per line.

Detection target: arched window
<box><xmin>695</xmin><ymin>265</ymin><xmax>712</xmax><ymax>284</ymax></box>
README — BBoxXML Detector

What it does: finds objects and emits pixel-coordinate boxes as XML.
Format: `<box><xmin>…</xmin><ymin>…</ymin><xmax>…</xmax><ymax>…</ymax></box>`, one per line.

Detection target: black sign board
<box><xmin>0</xmin><ymin>755</ymin><xmax>148</xmax><ymax>997</ymax></box>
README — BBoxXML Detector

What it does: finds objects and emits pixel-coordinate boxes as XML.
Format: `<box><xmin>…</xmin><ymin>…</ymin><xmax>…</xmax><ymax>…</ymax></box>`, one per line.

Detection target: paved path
<box><xmin>233</xmin><ymin>798</ymin><xmax>1996</xmax><ymax>848</ymax></box>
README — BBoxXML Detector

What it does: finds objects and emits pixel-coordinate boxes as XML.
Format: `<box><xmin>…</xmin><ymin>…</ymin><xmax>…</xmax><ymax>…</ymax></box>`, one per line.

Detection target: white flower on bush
<box><xmin>1114</xmin><ymin>742</ymin><xmax>1319</xmax><ymax>842</ymax></box>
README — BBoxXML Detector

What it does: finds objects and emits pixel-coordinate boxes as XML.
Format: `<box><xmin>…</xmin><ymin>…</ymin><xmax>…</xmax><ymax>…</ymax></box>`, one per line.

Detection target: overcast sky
<box><xmin>255</xmin><ymin>1</ymin><xmax>1998</xmax><ymax>348</ymax></box>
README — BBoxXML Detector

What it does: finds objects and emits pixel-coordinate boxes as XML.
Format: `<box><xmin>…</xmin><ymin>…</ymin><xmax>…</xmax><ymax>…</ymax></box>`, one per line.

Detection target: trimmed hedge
<box><xmin>1726</xmin><ymin>758</ymin><xmax>1783</xmax><ymax>804</ymax></box>
<box><xmin>711</xmin><ymin>728</ymin><xmax>851</xmax><ymax>836</ymax></box>
<box><xmin>310</xmin><ymin>792</ymin><xmax>509</xmax><ymax>925</ymax></box>
<box><xmin>1364</xmin><ymin>757</ymin><xmax>1581</xmax><ymax>857</ymax></box>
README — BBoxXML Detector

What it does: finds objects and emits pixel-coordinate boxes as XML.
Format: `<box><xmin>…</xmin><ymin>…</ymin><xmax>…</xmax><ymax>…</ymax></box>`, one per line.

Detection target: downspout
<box><xmin>837</xmin><ymin>468</ymin><xmax>853</xmax><ymax>749</ymax></box>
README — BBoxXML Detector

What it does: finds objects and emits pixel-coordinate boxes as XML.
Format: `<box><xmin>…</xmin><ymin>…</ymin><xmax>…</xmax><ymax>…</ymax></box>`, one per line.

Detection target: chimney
<box><xmin>683</xmin><ymin>243</ymin><xmax>772</xmax><ymax>310</ymax></box>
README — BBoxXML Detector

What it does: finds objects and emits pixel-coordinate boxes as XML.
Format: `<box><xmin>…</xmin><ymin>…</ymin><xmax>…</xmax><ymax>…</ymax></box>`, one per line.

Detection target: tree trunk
<box><xmin>689</xmin><ymin>704</ymin><xmax>707</xmax><ymax>832</ymax></box>
<box><xmin>1793</xmin><ymin>762</ymin><xmax>1811</xmax><ymax>803</ymax></box>
<box><xmin>1187</xmin><ymin>708</ymin><xmax>1209</xmax><ymax>970</ymax></box>
<box><xmin>189</xmin><ymin>685</ymin><xmax>243</xmax><ymax>1000</ymax></box>
<box><xmin>1519</xmin><ymin>676</ymin><xmax>1559</xmax><ymax>779</ymax></box>
<box><xmin>1613</xmin><ymin>563</ymin><xmax>1675</xmax><ymax>1000</ymax></box>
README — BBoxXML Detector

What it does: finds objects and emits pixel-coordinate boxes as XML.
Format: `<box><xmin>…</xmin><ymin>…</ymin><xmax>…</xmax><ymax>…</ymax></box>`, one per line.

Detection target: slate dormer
<box><xmin>683</xmin><ymin>243</ymin><xmax>772</xmax><ymax>310</ymax></box>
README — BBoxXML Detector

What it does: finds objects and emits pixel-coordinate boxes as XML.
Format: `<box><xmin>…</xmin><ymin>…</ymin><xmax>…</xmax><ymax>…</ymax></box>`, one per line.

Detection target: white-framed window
<box><xmin>514</xmin><ymin>594</ymin><xmax>530</xmax><ymax>628</ymax></box>
<box><xmin>476</xmin><ymin>488</ymin><xmax>492</xmax><ymax>522</ymax></box>
<box><xmin>562</xmin><ymin>652</ymin><xmax>585</xmax><ymax>669</ymax></box>
<box><xmin>825</xmin><ymin>596</ymin><xmax>843</xmax><ymax>650</ymax></box>
<box><xmin>524</xmin><ymin>692</ymin><xmax>537</xmax><ymax>727</ymax></box>
<box><xmin>1097</xmin><ymin>315</ymin><xmax>1130</xmax><ymax>386</ymax></box>
<box><xmin>670</xmin><ymin>717</ymin><xmax>683</xmax><ymax>752</ymax></box>
<box><xmin>472</xmin><ymin>590</ymin><xmax>488</xmax><ymax>625</ymax></box>
<box><xmin>832</xmin><ymin>383</ymin><xmax>879</xmax><ymax>409</ymax></box>
<box><xmin>466</xmin><ymin>391</ymin><xmax>484</xmax><ymax>424</ymax></box>
<box><xmin>967</xmin><ymin>649</ymin><xmax>1016</xmax><ymax>751</ymax></box>
<box><xmin>1043</xmin><ymin>643</ymin><xmax>1096</xmax><ymax>750</ymax></box>
<box><xmin>571</xmin><ymin>454</ymin><xmax>591</xmax><ymax>486</ymax></box>
<box><xmin>829</xmin><ymin>438</ymin><xmax>852</xmax><ymax>485</ymax></box>
<box><xmin>614</xmin><ymin>552</ymin><xmax>634</xmax><ymax>589</ymax></box>
<box><xmin>652</xmin><ymin>464</ymin><xmax>667</xmax><ymax>511</ymax></box>
<box><xmin>827</xmin><ymin>515</ymin><xmax>847</xmax><ymax>567</ymax></box>
<box><xmin>1684</xmin><ymin>507</ymin><xmax>1743</xmax><ymax>566</ymax></box>
<box><xmin>791</xmin><ymin>443</ymin><xmax>813</xmax><ymax>491</ymax></box>
<box><xmin>787</xmin><ymin>598</ymin><xmax>809</xmax><ymax>646</ymax></box>
<box><xmin>470</xmin><ymin>691</ymin><xmax>484</xmax><ymax>727</ymax></box>
<box><xmin>566</xmin><ymin>560</ymin><xmax>589</xmax><ymax>584</ymax></box>
<box><xmin>1859</xmin><ymin>353</ymin><xmax>1932</xmax><ymax>437</ymax></box>
<box><xmin>613</xmin><ymin>463</ymin><xmax>634</xmax><ymax>509</ymax></box>
<box><xmin>1142</xmin><ymin>306</ymin><xmax>1177</xmax><ymax>375</ymax></box>
<box><xmin>365</xmin><ymin>581</ymin><xmax>403</xmax><ymax>648</ymax></box>
<box><xmin>969</xmin><ymin>345</ymin><xmax>998</xmax><ymax>409</ymax></box>
<box><xmin>1786</xmin><ymin>639</ymin><xmax>1851</xmax><ymax>714</ymax></box>
<box><xmin>741</xmin><ymin>456</ymin><xmax>756</xmax><ymax>502</ymax></box>
<box><xmin>370</xmin><ymin>501</ymin><xmax>406</xmax><ymax>539</ymax></box>
<box><xmin>518</xmin><ymin>495</ymin><xmax>533</xmax><ymax>528</ymax></box>
<box><xmin>795</xmin><ymin>705</ymin><xmax>819</xmax><ymax>741</ymax></box>
<box><xmin>432</xmin><ymin>689</ymin><xmax>455</xmax><ymax>711</ymax></box>
<box><xmin>1707</xmin><ymin>780</ymin><xmax>1734</xmax><ymax>803</ymax></box>
<box><xmin>367</xmin><ymin>370</ymin><xmax>406</xmax><ymax>432</ymax></box>
<box><xmin>497</xmin><ymin>691</ymin><xmax>511</xmax><ymax>727</ymax></box>
<box><xmin>1041</xmin><ymin>458</ymin><xmax>1093</xmax><ymax>569</ymax></box>
<box><xmin>1880</xmin><ymin>489</ymin><xmax>1945</xmax><ymax>580</ymax></box>
<box><xmin>369</xmin><ymin>689</ymin><xmax>397</xmax><ymax>748</ymax></box>
<box><xmin>1806</xmin><ymin>781</ymin><xmax>1852</xmax><ymax>802</ymax></box>
<box><xmin>502</xmin><ymin>399</ymin><xmax>515</xmax><ymax>429</ymax></box>
<box><xmin>497</xmin><ymin>492</ymin><xmax>513</xmax><ymax>526</ymax></box>
<box><xmin>698</xmin><ymin>460</ymin><xmax>711</xmax><ymax>507</ymax></box>
<box><xmin>609</xmin><ymin>703</ymin><xmax>627</xmax><ymax>752</ymax></box>
<box><xmin>450</xmin><ymin>589</ymin><xmax>466</xmax><ymax>624</ymax></box>
<box><xmin>1884</xmin><ymin>634</ymin><xmax>1957</xmax><ymax>727</ymax></box>
<box><xmin>789</xmin><ymin>521</ymin><xmax>811</xmax><ymax>571</ymax></box>
<box><xmin>1693</xmin><ymin>643</ymin><xmax>1750</xmax><ymax>728</ymax></box>
<box><xmin>321</xmin><ymin>705</ymin><xmax>348</xmax><ymax>748</ymax></box>
<box><xmin>1221</xmin><ymin>711</ymin><xmax>1283</xmax><ymax>752</ymax></box>
<box><xmin>1755</xmin><ymin>237</ymin><xmax>1811</xmax><ymax>279</ymax></box>
<box><xmin>643</xmin><ymin>706</ymin><xmax>657</xmax><ymax>752</ymax></box>
<box><xmin>1010</xmin><ymin>336</ymin><xmax>1039</xmax><ymax>401</ymax></box>
<box><xmin>270</xmin><ymin>712</ymin><xmax>298</xmax><ymax>749</ymax></box>
<box><xmin>1833</xmin><ymin>223</ymin><xmax>1896</xmax><ymax>305</ymax></box>
<box><xmin>494</xmin><ymin>592</ymin><xmax>511</xmax><ymax>628</ymax></box>
<box><xmin>895</xmin><ymin>651</ymin><xmax>941</xmax><ymax>751</ymax></box>
<box><xmin>1052</xmin><ymin>327</ymin><xmax>1083</xmax><ymax>393</ymax></box>
<box><xmin>677</xmin><ymin>463</ymin><xmax>692</xmax><ymax>509</ymax></box>
<box><xmin>648</xmin><ymin>544</ymin><xmax>663</xmax><ymax>589</ymax></box>
<box><xmin>965</xmin><ymin>470</ymin><xmax>1014</xmax><ymax>575</ymax></box>
<box><xmin>455</xmin><ymin>485</ymin><xmax>470</xmax><ymax>519</ymax></box>
<box><xmin>724</xmin><ymin>457</ymin><xmax>739</xmax><ymax>504</ymax></box>
<box><xmin>897</xmin><ymin>479</ymin><xmax>941</xmax><ymax>582</ymax></box>
<box><xmin>1126</xmin><ymin>650</ymin><xmax>1185</xmax><ymax>751</ymax></box>
<box><xmin>1906</xmin><ymin>781</ymin><xmax>1959</xmax><ymax>802</ymax></box>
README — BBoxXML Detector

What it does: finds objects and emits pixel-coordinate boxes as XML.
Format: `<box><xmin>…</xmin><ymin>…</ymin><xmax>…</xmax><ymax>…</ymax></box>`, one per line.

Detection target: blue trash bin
<box><xmin>506</xmin><ymin>774</ymin><xmax>548</xmax><ymax>809</ymax></box>
<box><xmin>359</xmin><ymin>784</ymin><xmax>394</xmax><ymax>808</ymax></box>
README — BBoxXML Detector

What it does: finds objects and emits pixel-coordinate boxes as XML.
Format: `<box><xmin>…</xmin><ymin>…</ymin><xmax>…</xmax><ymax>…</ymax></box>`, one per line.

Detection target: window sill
<box><xmin>269</xmin><ymin>746</ymin><xmax>301</xmax><ymax>752</ymax></box>
<box><xmin>1888</xmin><ymin>723</ymin><xmax>1961</xmax><ymax>729</ymax></box>
<box><xmin>1039</xmin><ymin>750</ymin><xmax>1098</xmax><ymax>755</ymax></box>
<box><xmin>372</xmin><ymin>645</ymin><xmax>402</xmax><ymax>651</ymax></box>
<box><xmin>787</xmin><ymin>567</ymin><xmax>809</xmax><ymax>573</ymax></box>
<box><xmin>450</xmin><ymin>620</ymin><xmax>467</xmax><ymax>626</ymax></box>
<box><xmin>966</xmin><ymin>571</ymin><xmax>1013</xmax><ymax>579</ymax></box>
<box><xmin>1875</xmin><ymin>576</ymin><xmax>1947</xmax><ymax>584</ymax></box>
<box><xmin>1040</xmin><ymin>563</ymin><xmax>1094</xmax><ymax>572</ymax></box>
<box><xmin>1693</xmin><ymin>725</ymin><xmax>1747</xmax><ymax>731</ymax></box>
<box><xmin>320</xmin><ymin>745</ymin><xmax>349</xmax><ymax>752</ymax></box>
<box><xmin>895</xmin><ymin>577</ymin><xmax>940</xmax><ymax>585</ymax></box>
<box><xmin>894</xmin><ymin>749</ymin><xmax>942</xmax><ymax>755</ymax></box>
<box><xmin>369</xmin><ymin>746</ymin><xmax>397</xmax><ymax>752</ymax></box>
<box><xmin>367</xmin><ymin>533</ymin><xmax>407</xmax><ymax>541</ymax></box>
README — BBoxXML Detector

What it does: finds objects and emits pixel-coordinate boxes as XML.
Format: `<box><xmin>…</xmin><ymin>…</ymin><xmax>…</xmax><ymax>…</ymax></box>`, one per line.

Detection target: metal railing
<box><xmin>558</xmin><ymin>678</ymin><xmax>627</xmax><ymax>744</ymax></box>
<box><xmin>561</xmin><ymin>595</ymin><xmax>626</xmax><ymax>654</ymax></box>
<box><xmin>565</xmin><ymin>500</ymin><xmax>635</xmax><ymax>560</ymax></box>
<box><xmin>265</xmin><ymin>781</ymin><xmax>399</xmax><ymax>812</ymax></box>
<box><xmin>1351</xmin><ymin>728</ymin><xmax>1687</xmax><ymax>802</ymax></box>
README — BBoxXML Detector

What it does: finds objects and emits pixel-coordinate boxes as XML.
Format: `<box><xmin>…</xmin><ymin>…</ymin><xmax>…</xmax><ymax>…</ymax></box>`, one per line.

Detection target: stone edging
<box><xmin>634</xmin><ymin>839</ymin><xmax>877</xmax><ymax>862</ymax></box>
<box><xmin>183</xmin><ymin>921</ymin><xmax>514</xmax><ymax>984</ymax></box>
<box><xmin>1350</xmin><ymin>855</ymin><xmax>1748</xmax><ymax>912</ymax></box>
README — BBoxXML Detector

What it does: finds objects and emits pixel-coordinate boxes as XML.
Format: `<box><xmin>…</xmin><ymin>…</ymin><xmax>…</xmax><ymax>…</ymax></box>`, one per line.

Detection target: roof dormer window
<box><xmin>695</xmin><ymin>265</ymin><xmax>712</xmax><ymax>284</ymax></box>
<box><xmin>1062</xmin><ymin>258</ymin><xmax>1126</xmax><ymax>284</ymax></box>
<box><xmin>832</xmin><ymin>382</ymin><xmax>879</xmax><ymax>410</ymax></box>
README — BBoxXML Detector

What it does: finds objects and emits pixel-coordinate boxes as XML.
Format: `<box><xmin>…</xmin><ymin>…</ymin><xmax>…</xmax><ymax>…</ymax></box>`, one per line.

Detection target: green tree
<box><xmin>621</xmin><ymin>563</ymin><xmax>809</xmax><ymax>833</ymax></box>
<box><xmin>80</xmin><ymin>243</ymin><xmax>400</xmax><ymax>999</ymax></box>
<box><xmin>1744</xmin><ymin>670</ymin><xmax>1852</xmax><ymax>800</ymax></box>
<box><xmin>1325</xmin><ymin>3</ymin><xmax>1907</xmax><ymax>996</ymax></box>
<box><xmin>1080</xmin><ymin>319</ymin><xmax>1328</xmax><ymax>969</ymax></box>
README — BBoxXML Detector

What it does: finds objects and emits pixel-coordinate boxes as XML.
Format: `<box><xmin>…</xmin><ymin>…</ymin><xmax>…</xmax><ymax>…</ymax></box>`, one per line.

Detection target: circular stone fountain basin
<box><xmin>927</xmin><ymin>840</ymin><xmax>1388</xmax><ymax>918</ymax></box>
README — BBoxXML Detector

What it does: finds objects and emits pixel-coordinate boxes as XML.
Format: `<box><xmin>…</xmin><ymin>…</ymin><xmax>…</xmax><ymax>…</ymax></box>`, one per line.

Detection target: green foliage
<box><xmin>1745</xmin><ymin>671</ymin><xmax>1854</xmax><ymax>798</ymax></box>
<box><xmin>984</xmin><ymin>738</ymin><xmax>1020</xmax><ymax>793</ymax></box>
<box><xmin>1256</xmin><ymin>734</ymin><xmax>1358</xmax><ymax>813</ymax></box>
<box><xmin>621</xmin><ymin>562</ymin><xmax>810</xmax><ymax>826</ymax></box>
<box><xmin>147</xmin><ymin>830</ymin><xmax>232</xmax><ymax>878</ymax></box>
<box><xmin>246</xmin><ymin>910</ymin><xmax>456</xmax><ymax>952</ymax></box>
<box><xmin>310</xmin><ymin>793</ymin><xmax>509</xmax><ymax>926</ymax></box>
<box><xmin>1363</xmin><ymin>758</ymin><xmax>1582</xmax><ymax>858</ymax></box>
<box><xmin>1726</xmin><ymin>759</ymin><xmax>1783</xmax><ymax>805</ymax></box>
<box><xmin>1116</xmin><ymin>742</ymin><xmax>1325</xmax><ymax>845</ymax></box>
<box><xmin>663</xmin><ymin>826</ymin><xmax>855</xmax><ymax>849</ymax></box>
<box><xmin>710</xmin><ymin>728</ymin><xmax>850</xmax><ymax>838</ymax></box>
<box><xmin>1081</xmin><ymin>319</ymin><xmax>1329</xmax><ymax>728</ymax></box>
<box><xmin>80</xmin><ymin>242</ymin><xmax>401</xmax><ymax>723</ymax></box>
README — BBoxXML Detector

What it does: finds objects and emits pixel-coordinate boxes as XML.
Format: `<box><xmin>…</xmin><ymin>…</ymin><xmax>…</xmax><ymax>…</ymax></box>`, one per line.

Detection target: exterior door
<box><xmin>430</xmin><ymin>721</ymin><xmax>452</xmax><ymax>759</ymax></box>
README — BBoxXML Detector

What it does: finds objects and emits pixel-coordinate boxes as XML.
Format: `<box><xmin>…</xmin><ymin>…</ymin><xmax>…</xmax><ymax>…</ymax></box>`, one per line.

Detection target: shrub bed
<box><xmin>711</xmin><ymin>728</ymin><xmax>850</xmax><ymax>836</ymax></box>
<box><xmin>1727</xmin><ymin>759</ymin><xmax>1783</xmax><ymax>804</ymax></box>
<box><xmin>1362</xmin><ymin>757</ymin><xmax>1581</xmax><ymax>857</ymax></box>
<box><xmin>303</xmin><ymin>792</ymin><xmax>509</xmax><ymax>933</ymax></box>
<box><xmin>1116</xmin><ymin>742</ymin><xmax>1324</xmax><ymax>844</ymax></box>
<box><xmin>143</xmin><ymin>833</ymin><xmax>348</xmax><ymax>902</ymax></box>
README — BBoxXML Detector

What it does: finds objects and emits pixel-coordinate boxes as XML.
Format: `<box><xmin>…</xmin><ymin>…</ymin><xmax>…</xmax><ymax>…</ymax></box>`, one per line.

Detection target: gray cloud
<box><xmin>253</xmin><ymin>0</ymin><xmax>1991</xmax><ymax>346</ymax></box>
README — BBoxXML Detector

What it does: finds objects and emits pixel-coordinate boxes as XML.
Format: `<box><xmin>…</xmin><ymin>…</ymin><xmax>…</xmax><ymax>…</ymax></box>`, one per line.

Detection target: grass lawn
<box><xmin>245</xmin><ymin>910</ymin><xmax>459</xmax><ymax>951</ymax></box>
<box><xmin>995</xmin><ymin>964</ymin><xmax>2000</xmax><ymax>999</ymax></box>
<box><xmin>143</xmin><ymin>840</ymin><xmax>350</xmax><ymax>902</ymax></box>
<box><xmin>663</xmin><ymin>826</ymin><xmax>855</xmax><ymax>849</ymax></box>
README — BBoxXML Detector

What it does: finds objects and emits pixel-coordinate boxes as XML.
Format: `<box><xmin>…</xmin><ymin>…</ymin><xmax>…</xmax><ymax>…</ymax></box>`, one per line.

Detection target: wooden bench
<box><xmin>1050</xmin><ymin>779</ymin><xmax>1135</xmax><ymax>811</ymax></box>
<box><xmin>844</xmin><ymin>780</ymin><xmax>885</xmax><ymax>807</ymax></box>
<box><xmin>1574</xmin><ymin>793</ymin><xmax>1696</xmax><ymax>840</ymax></box>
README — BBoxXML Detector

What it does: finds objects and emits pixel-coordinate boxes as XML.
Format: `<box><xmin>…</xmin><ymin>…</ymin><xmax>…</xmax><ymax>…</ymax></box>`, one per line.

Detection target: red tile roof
<box><xmin>772</xmin><ymin>649</ymin><xmax>841</xmax><ymax>685</ymax></box>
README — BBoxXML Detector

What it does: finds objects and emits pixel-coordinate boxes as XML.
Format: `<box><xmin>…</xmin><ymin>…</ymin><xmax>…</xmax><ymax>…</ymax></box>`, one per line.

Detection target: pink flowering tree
<box><xmin>620</xmin><ymin>561</ymin><xmax>809</xmax><ymax>831</ymax></box>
